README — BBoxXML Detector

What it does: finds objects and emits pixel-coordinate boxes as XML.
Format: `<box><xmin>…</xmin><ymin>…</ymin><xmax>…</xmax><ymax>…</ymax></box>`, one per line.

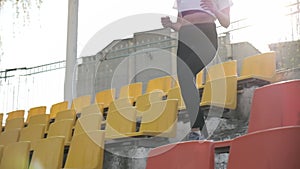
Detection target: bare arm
<box><xmin>201</xmin><ymin>0</ymin><xmax>231</xmax><ymax>28</ymax></box>
<box><xmin>213</xmin><ymin>7</ymin><xmax>231</xmax><ymax>28</ymax></box>
<box><xmin>170</xmin><ymin>13</ymin><xmax>183</xmax><ymax>31</ymax></box>
<box><xmin>161</xmin><ymin>13</ymin><xmax>182</xmax><ymax>32</ymax></box>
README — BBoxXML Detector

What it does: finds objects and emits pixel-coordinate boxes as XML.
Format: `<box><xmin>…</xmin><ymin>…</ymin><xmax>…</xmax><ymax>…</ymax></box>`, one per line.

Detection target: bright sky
<box><xmin>0</xmin><ymin>0</ymin><xmax>296</xmax><ymax>69</ymax></box>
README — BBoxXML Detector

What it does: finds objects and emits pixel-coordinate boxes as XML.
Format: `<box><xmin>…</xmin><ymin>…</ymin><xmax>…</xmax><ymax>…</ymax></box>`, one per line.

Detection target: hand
<box><xmin>201</xmin><ymin>0</ymin><xmax>218</xmax><ymax>14</ymax></box>
<box><xmin>161</xmin><ymin>16</ymin><xmax>172</xmax><ymax>28</ymax></box>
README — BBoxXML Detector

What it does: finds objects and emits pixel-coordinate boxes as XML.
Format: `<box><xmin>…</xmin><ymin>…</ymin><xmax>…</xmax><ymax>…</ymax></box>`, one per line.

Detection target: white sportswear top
<box><xmin>173</xmin><ymin>0</ymin><xmax>233</xmax><ymax>17</ymax></box>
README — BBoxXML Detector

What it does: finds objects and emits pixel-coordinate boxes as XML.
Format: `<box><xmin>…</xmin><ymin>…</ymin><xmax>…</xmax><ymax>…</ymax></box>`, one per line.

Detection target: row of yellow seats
<box><xmin>196</xmin><ymin>52</ymin><xmax>276</xmax><ymax>90</ymax></box>
<box><xmin>0</xmin><ymin>98</ymin><xmax>178</xmax><ymax>149</ymax></box>
<box><xmin>190</xmin><ymin>52</ymin><xmax>276</xmax><ymax>110</ymax></box>
<box><xmin>105</xmin><ymin>99</ymin><xmax>178</xmax><ymax>139</ymax></box>
<box><xmin>0</xmin><ymin>130</ymin><xmax>105</xmax><ymax>169</ymax></box>
<box><xmin>0</xmin><ymin>74</ymin><xmax>177</xmax><ymax>125</ymax></box>
<box><xmin>0</xmin><ymin>109</ymin><xmax>102</xmax><ymax>147</ymax></box>
<box><xmin>0</xmin><ymin>107</ymin><xmax>105</xmax><ymax>168</ymax></box>
<box><xmin>1</xmin><ymin>91</ymin><xmax>177</xmax><ymax>139</ymax></box>
<box><xmin>71</xmin><ymin>75</ymin><xmax>177</xmax><ymax>114</ymax></box>
<box><xmin>169</xmin><ymin>78</ymin><xmax>237</xmax><ymax>111</ymax></box>
<box><xmin>59</xmin><ymin>98</ymin><xmax>179</xmax><ymax>140</ymax></box>
<box><xmin>0</xmin><ymin>103</ymin><xmax>69</xmax><ymax>134</ymax></box>
<box><xmin>68</xmin><ymin>97</ymin><xmax>178</xmax><ymax>139</ymax></box>
<box><xmin>1</xmin><ymin>106</ymin><xmax>48</xmax><ymax>127</ymax></box>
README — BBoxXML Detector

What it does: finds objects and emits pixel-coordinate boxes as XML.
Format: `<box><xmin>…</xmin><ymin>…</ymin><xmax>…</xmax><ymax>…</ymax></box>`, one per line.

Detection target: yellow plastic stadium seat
<box><xmin>50</xmin><ymin>101</ymin><xmax>69</xmax><ymax>119</ymax></box>
<box><xmin>6</xmin><ymin>110</ymin><xmax>24</xmax><ymax>121</ymax></box>
<box><xmin>105</xmin><ymin>107</ymin><xmax>137</xmax><ymax>139</ymax></box>
<box><xmin>167</xmin><ymin>87</ymin><xmax>186</xmax><ymax>110</ymax></box>
<box><xmin>200</xmin><ymin>76</ymin><xmax>238</xmax><ymax>110</ymax></box>
<box><xmin>146</xmin><ymin>76</ymin><xmax>173</xmax><ymax>94</ymax></box>
<box><xmin>0</xmin><ymin>113</ymin><xmax>3</xmax><ymax>134</ymax></box>
<box><xmin>0</xmin><ymin>129</ymin><xmax>20</xmax><ymax>146</ymax></box>
<box><xmin>27</xmin><ymin>114</ymin><xmax>50</xmax><ymax>131</ymax></box>
<box><xmin>206</xmin><ymin>60</ymin><xmax>237</xmax><ymax>81</ymax></box>
<box><xmin>196</xmin><ymin>70</ymin><xmax>205</xmax><ymax>89</ymax></box>
<box><xmin>135</xmin><ymin>90</ymin><xmax>164</xmax><ymax>113</ymax></box>
<box><xmin>238</xmin><ymin>52</ymin><xmax>276</xmax><ymax>87</ymax></box>
<box><xmin>55</xmin><ymin>109</ymin><xmax>76</xmax><ymax>123</ymax></box>
<box><xmin>71</xmin><ymin>95</ymin><xmax>91</xmax><ymax>113</ymax></box>
<box><xmin>5</xmin><ymin>117</ymin><xmax>24</xmax><ymax>131</ymax></box>
<box><xmin>106</xmin><ymin>100</ymin><xmax>178</xmax><ymax>139</ymax></box>
<box><xmin>29</xmin><ymin>136</ymin><xmax>65</xmax><ymax>169</ymax></box>
<box><xmin>95</xmin><ymin>89</ymin><xmax>116</xmax><ymax>111</ymax></box>
<box><xmin>47</xmin><ymin>119</ymin><xmax>74</xmax><ymax>145</ymax></box>
<box><xmin>26</xmin><ymin>106</ymin><xmax>47</xmax><ymax>123</ymax></box>
<box><xmin>129</xmin><ymin>99</ymin><xmax>178</xmax><ymax>138</ymax></box>
<box><xmin>0</xmin><ymin>145</ymin><xmax>3</xmax><ymax>163</ymax></box>
<box><xmin>173</xmin><ymin>77</ymin><xmax>179</xmax><ymax>88</ymax></box>
<box><xmin>19</xmin><ymin>124</ymin><xmax>45</xmax><ymax>150</ymax></box>
<box><xmin>81</xmin><ymin>103</ymin><xmax>103</xmax><ymax>117</ymax></box>
<box><xmin>108</xmin><ymin>98</ymin><xmax>134</xmax><ymax>113</ymax></box>
<box><xmin>73</xmin><ymin>113</ymin><xmax>103</xmax><ymax>136</ymax></box>
<box><xmin>64</xmin><ymin>130</ymin><xmax>105</xmax><ymax>169</ymax></box>
<box><xmin>119</xmin><ymin>82</ymin><xmax>143</xmax><ymax>104</ymax></box>
<box><xmin>0</xmin><ymin>141</ymin><xmax>30</xmax><ymax>169</ymax></box>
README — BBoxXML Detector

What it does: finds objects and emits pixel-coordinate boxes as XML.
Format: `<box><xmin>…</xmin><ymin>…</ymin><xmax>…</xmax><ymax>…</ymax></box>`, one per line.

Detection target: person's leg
<box><xmin>177</xmin><ymin>56</ymin><xmax>205</xmax><ymax>139</ymax></box>
<box><xmin>177</xmin><ymin>23</ymin><xmax>218</xmax><ymax>140</ymax></box>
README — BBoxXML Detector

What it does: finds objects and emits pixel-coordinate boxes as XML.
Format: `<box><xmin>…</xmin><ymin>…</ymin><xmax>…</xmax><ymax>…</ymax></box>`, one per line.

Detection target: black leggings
<box><xmin>177</xmin><ymin>23</ymin><xmax>218</xmax><ymax>129</ymax></box>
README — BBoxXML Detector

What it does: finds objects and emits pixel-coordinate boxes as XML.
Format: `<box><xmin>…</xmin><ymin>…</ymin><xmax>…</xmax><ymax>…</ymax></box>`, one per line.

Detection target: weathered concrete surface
<box><xmin>275</xmin><ymin>67</ymin><xmax>300</xmax><ymax>82</ymax></box>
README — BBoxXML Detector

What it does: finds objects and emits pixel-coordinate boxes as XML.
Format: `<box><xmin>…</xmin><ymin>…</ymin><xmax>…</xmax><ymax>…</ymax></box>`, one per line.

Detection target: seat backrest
<box><xmin>27</xmin><ymin>114</ymin><xmax>50</xmax><ymax>130</ymax></box>
<box><xmin>0</xmin><ymin>129</ymin><xmax>20</xmax><ymax>146</ymax></box>
<box><xmin>206</xmin><ymin>60</ymin><xmax>237</xmax><ymax>81</ymax></box>
<box><xmin>119</xmin><ymin>82</ymin><xmax>143</xmax><ymax>102</ymax></box>
<box><xmin>0</xmin><ymin>113</ymin><xmax>3</xmax><ymax>134</ymax></box>
<box><xmin>6</xmin><ymin>110</ymin><xmax>24</xmax><ymax>121</ymax></box>
<box><xmin>146</xmin><ymin>76</ymin><xmax>173</xmax><ymax>94</ymax></box>
<box><xmin>64</xmin><ymin>130</ymin><xmax>105</xmax><ymax>169</ymax></box>
<box><xmin>50</xmin><ymin>101</ymin><xmax>69</xmax><ymax>119</ymax></box>
<box><xmin>105</xmin><ymin>107</ymin><xmax>136</xmax><ymax>139</ymax></box>
<box><xmin>227</xmin><ymin>126</ymin><xmax>300</xmax><ymax>169</ymax></box>
<box><xmin>248</xmin><ymin>79</ymin><xmax>300</xmax><ymax>133</ymax></box>
<box><xmin>29</xmin><ymin>136</ymin><xmax>65</xmax><ymax>169</ymax></box>
<box><xmin>135</xmin><ymin>90</ymin><xmax>164</xmax><ymax>112</ymax></box>
<box><xmin>200</xmin><ymin>76</ymin><xmax>238</xmax><ymax>110</ymax></box>
<box><xmin>19</xmin><ymin>124</ymin><xmax>45</xmax><ymax>149</ymax></box>
<box><xmin>5</xmin><ymin>117</ymin><xmax>24</xmax><ymax>131</ymax></box>
<box><xmin>167</xmin><ymin>87</ymin><xmax>185</xmax><ymax>110</ymax></box>
<box><xmin>139</xmin><ymin>99</ymin><xmax>178</xmax><ymax>137</ymax></box>
<box><xmin>0</xmin><ymin>141</ymin><xmax>30</xmax><ymax>169</ymax></box>
<box><xmin>95</xmin><ymin>89</ymin><xmax>115</xmax><ymax>109</ymax></box>
<box><xmin>146</xmin><ymin>141</ymin><xmax>215</xmax><ymax>169</ymax></box>
<box><xmin>71</xmin><ymin>95</ymin><xmax>91</xmax><ymax>113</ymax></box>
<box><xmin>81</xmin><ymin>103</ymin><xmax>103</xmax><ymax>117</ymax></box>
<box><xmin>47</xmin><ymin>119</ymin><xmax>74</xmax><ymax>145</ymax></box>
<box><xmin>27</xmin><ymin>106</ymin><xmax>47</xmax><ymax>123</ymax></box>
<box><xmin>108</xmin><ymin>98</ymin><xmax>133</xmax><ymax>113</ymax></box>
<box><xmin>55</xmin><ymin>109</ymin><xmax>76</xmax><ymax>123</ymax></box>
<box><xmin>196</xmin><ymin>70</ymin><xmax>204</xmax><ymax>88</ymax></box>
<box><xmin>240</xmin><ymin>52</ymin><xmax>276</xmax><ymax>81</ymax></box>
<box><xmin>73</xmin><ymin>113</ymin><xmax>102</xmax><ymax>136</ymax></box>
<box><xmin>0</xmin><ymin>145</ymin><xmax>3</xmax><ymax>163</ymax></box>
<box><xmin>19</xmin><ymin>124</ymin><xmax>45</xmax><ymax>141</ymax></box>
